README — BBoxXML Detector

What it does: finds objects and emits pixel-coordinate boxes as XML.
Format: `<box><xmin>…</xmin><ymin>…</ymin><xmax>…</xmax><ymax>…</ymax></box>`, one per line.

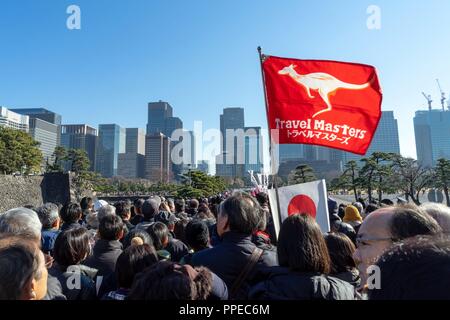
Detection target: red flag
<box><xmin>262</xmin><ymin>55</ymin><xmax>382</xmax><ymax>155</ymax></box>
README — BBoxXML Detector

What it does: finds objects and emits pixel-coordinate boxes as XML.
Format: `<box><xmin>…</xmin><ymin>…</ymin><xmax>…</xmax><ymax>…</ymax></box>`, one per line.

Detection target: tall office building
<box><xmin>29</xmin><ymin>118</ymin><xmax>58</xmax><ymax>164</ymax></box>
<box><xmin>61</xmin><ymin>125</ymin><xmax>98</xmax><ymax>171</ymax></box>
<box><xmin>125</xmin><ymin>128</ymin><xmax>145</xmax><ymax>155</ymax></box>
<box><xmin>147</xmin><ymin>101</ymin><xmax>173</xmax><ymax>135</ymax></box>
<box><xmin>11</xmin><ymin>108</ymin><xmax>62</xmax><ymax>145</ymax></box>
<box><xmin>118</xmin><ymin>128</ymin><xmax>146</xmax><ymax>179</ymax></box>
<box><xmin>414</xmin><ymin>109</ymin><xmax>450</xmax><ymax>167</ymax></box>
<box><xmin>244</xmin><ymin>126</ymin><xmax>263</xmax><ymax>174</ymax></box>
<box><xmin>0</xmin><ymin>107</ymin><xmax>29</xmax><ymax>131</ymax></box>
<box><xmin>118</xmin><ymin>153</ymin><xmax>145</xmax><ymax>179</ymax></box>
<box><xmin>343</xmin><ymin>111</ymin><xmax>400</xmax><ymax>164</ymax></box>
<box><xmin>145</xmin><ymin>133</ymin><xmax>171</xmax><ymax>182</ymax></box>
<box><xmin>146</xmin><ymin>101</ymin><xmax>186</xmax><ymax>182</ymax></box>
<box><xmin>216</xmin><ymin>107</ymin><xmax>245</xmax><ymax>178</ymax></box>
<box><xmin>164</xmin><ymin>117</ymin><xmax>183</xmax><ymax>138</ymax></box>
<box><xmin>96</xmin><ymin>124</ymin><xmax>126</xmax><ymax>178</ymax></box>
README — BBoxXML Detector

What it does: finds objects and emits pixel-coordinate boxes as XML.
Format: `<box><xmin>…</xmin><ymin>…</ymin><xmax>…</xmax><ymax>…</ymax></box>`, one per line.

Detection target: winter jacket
<box><xmin>60</xmin><ymin>222</ymin><xmax>82</xmax><ymax>232</ymax></box>
<box><xmin>41</xmin><ymin>229</ymin><xmax>60</xmax><ymax>254</ymax></box>
<box><xmin>43</xmin><ymin>274</ymin><xmax>67</xmax><ymax>300</ymax></box>
<box><xmin>166</xmin><ymin>238</ymin><xmax>190</xmax><ymax>262</ymax></box>
<box><xmin>248</xmin><ymin>266</ymin><xmax>356</xmax><ymax>300</ymax></box>
<box><xmin>129</xmin><ymin>214</ymin><xmax>144</xmax><ymax>226</ymax></box>
<box><xmin>49</xmin><ymin>264</ymin><xmax>98</xmax><ymax>300</ymax></box>
<box><xmin>83</xmin><ymin>239</ymin><xmax>123</xmax><ymax>278</ymax></box>
<box><xmin>191</xmin><ymin>231</ymin><xmax>278</xmax><ymax>299</ymax></box>
<box><xmin>333</xmin><ymin>268</ymin><xmax>361</xmax><ymax>288</ymax></box>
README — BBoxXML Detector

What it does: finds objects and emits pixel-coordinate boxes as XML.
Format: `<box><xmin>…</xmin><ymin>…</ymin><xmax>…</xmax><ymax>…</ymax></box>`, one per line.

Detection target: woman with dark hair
<box><xmin>249</xmin><ymin>214</ymin><xmax>356</xmax><ymax>300</ymax></box>
<box><xmin>122</xmin><ymin>228</ymin><xmax>153</xmax><ymax>250</ymax></box>
<box><xmin>173</xmin><ymin>217</ymin><xmax>190</xmax><ymax>245</ymax></box>
<box><xmin>180</xmin><ymin>219</ymin><xmax>211</xmax><ymax>265</ymax></box>
<box><xmin>103</xmin><ymin>244</ymin><xmax>159</xmax><ymax>300</ymax></box>
<box><xmin>80</xmin><ymin>197</ymin><xmax>93</xmax><ymax>220</ymax></box>
<box><xmin>0</xmin><ymin>237</ymin><xmax>48</xmax><ymax>300</ymax></box>
<box><xmin>324</xmin><ymin>233</ymin><xmax>361</xmax><ymax>287</ymax></box>
<box><xmin>49</xmin><ymin>227</ymin><xmax>98</xmax><ymax>300</ymax></box>
<box><xmin>147</xmin><ymin>222</ymin><xmax>172</xmax><ymax>261</ymax></box>
<box><xmin>127</xmin><ymin>261</ymin><xmax>227</xmax><ymax>300</ymax></box>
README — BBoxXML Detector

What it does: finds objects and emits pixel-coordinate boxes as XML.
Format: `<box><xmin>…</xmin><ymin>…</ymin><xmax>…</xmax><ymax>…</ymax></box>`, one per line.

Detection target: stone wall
<box><xmin>0</xmin><ymin>175</ymin><xmax>44</xmax><ymax>212</ymax></box>
<box><xmin>0</xmin><ymin>173</ymin><xmax>74</xmax><ymax>213</ymax></box>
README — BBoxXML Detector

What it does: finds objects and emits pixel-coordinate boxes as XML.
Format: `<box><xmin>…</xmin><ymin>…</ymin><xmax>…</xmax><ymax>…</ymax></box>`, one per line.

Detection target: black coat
<box><xmin>333</xmin><ymin>268</ymin><xmax>361</xmax><ymax>288</ymax></box>
<box><xmin>129</xmin><ymin>214</ymin><xmax>144</xmax><ymax>226</ymax></box>
<box><xmin>84</xmin><ymin>239</ymin><xmax>123</xmax><ymax>278</ymax></box>
<box><xmin>43</xmin><ymin>274</ymin><xmax>67</xmax><ymax>300</ymax></box>
<box><xmin>166</xmin><ymin>238</ymin><xmax>190</xmax><ymax>262</ymax></box>
<box><xmin>248</xmin><ymin>266</ymin><xmax>356</xmax><ymax>300</ymax></box>
<box><xmin>190</xmin><ymin>231</ymin><xmax>278</xmax><ymax>299</ymax></box>
<box><xmin>60</xmin><ymin>222</ymin><xmax>82</xmax><ymax>232</ymax></box>
<box><xmin>48</xmin><ymin>264</ymin><xmax>98</xmax><ymax>300</ymax></box>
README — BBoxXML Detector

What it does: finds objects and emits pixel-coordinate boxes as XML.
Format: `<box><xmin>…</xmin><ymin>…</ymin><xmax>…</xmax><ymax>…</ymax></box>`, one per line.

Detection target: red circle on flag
<box><xmin>287</xmin><ymin>195</ymin><xmax>317</xmax><ymax>218</ymax></box>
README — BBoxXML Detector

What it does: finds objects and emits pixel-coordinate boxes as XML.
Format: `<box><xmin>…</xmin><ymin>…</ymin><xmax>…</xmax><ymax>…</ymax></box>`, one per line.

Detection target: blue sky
<box><xmin>1</xmin><ymin>0</ymin><xmax>450</xmax><ymax>165</ymax></box>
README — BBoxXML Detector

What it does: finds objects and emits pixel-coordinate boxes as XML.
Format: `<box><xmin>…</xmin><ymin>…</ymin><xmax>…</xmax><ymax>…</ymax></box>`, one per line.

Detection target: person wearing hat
<box><xmin>343</xmin><ymin>205</ymin><xmax>363</xmax><ymax>234</ymax></box>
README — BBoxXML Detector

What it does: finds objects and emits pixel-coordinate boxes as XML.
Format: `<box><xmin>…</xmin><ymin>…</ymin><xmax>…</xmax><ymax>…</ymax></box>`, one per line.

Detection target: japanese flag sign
<box><xmin>262</xmin><ymin>55</ymin><xmax>382</xmax><ymax>155</ymax></box>
<box><xmin>268</xmin><ymin>180</ymin><xmax>330</xmax><ymax>236</ymax></box>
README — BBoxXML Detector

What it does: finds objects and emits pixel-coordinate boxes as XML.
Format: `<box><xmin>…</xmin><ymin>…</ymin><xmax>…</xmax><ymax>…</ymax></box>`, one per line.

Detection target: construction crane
<box><xmin>422</xmin><ymin>92</ymin><xmax>433</xmax><ymax>111</ymax></box>
<box><xmin>436</xmin><ymin>79</ymin><xmax>447</xmax><ymax>111</ymax></box>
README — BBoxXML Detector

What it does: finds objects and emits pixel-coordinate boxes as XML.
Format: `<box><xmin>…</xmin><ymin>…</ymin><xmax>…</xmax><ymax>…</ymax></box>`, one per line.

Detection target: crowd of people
<box><xmin>1</xmin><ymin>191</ymin><xmax>450</xmax><ymax>300</ymax></box>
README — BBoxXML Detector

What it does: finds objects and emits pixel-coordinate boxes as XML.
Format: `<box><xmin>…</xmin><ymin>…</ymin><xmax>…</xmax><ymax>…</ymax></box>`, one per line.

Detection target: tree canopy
<box><xmin>0</xmin><ymin>127</ymin><xmax>43</xmax><ymax>174</ymax></box>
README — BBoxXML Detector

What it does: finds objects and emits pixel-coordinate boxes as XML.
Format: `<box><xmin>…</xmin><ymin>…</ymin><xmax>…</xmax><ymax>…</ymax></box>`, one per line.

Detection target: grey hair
<box><xmin>97</xmin><ymin>204</ymin><xmax>116</xmax><ymax>223</ymax></box>
<box><xmin>353</xmin><ymin>202</ymin><xmax>364</xmax><ymax>215</ymax></box>
<box><xmin>36</xmin><ymin>203</ymin><xmax>59</xmax><ymax>230</ymax></box>
<box><xmin>86</xmin><ymin>212</ymin><xmax>99</xmax><ymax>229</ymax></box>
<box><xmin>421</xmin><ymin>203</ymin><xmax>450</xmax><ymax>233</ymax></box>
<box><xmin>0</xmin><ymin>208</ymin><xmax>42</xmax><ymax>242</ymax></box>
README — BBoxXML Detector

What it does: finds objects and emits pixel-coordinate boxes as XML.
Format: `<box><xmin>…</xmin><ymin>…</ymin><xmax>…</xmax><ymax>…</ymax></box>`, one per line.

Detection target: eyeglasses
<box><xmin>356</xmin><ymin>236</ymin><xmax>395</xmax><ymax>247</ymax></box>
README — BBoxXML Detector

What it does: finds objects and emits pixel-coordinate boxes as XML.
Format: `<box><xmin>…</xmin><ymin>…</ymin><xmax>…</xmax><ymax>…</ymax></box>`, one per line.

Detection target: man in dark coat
<box><xmin>191</xmin><ymin>192</ymin><xmax>277</xmax><ymax>299</ymax></box>
<box><xmin>84</xmin><ymin>214</ymin><xmax>124</xmax><ymax>279</ymax></box>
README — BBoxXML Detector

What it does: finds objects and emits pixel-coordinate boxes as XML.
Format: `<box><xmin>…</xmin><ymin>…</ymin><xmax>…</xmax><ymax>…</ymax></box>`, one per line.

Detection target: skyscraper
<box><xmin>10</xmin><ymin>108</ymin><xmax>62</xmax><ymax>146</ymax></box>
<box><xmin>125</xmin><ymin>128</ymin><xmax>145</xmax><ymax>155</ymax></box>
<box><xmin>164</xmin><ymin>117</ymin><xmax>183</xmax><ymax>138</ymax></box>
<box><xmin>118</xmin><ymin>128</ymin><xmax>146</xmax><ymax>179</ymax></box>
<box><xmin>61</xmin><ymin>125</ymin><xmax>98</xmax><ymax>171</ymax></box>
<box><xmin>29</xmin><ymin>118</ymin><xmax>58</xmax><ymax>164</ymax></box>
<box><xmin>118</xmin><ymin>153</ymin><xmax>145</xmax><ymax>179</ymax></box>
<box><xmin>147</xmin><ymin>101</ymin><xmax>173</xmax><ymax>135</ymax></box>
<box><xmin>244</xmin><ymin>126</ymin><xmax>263</xmax><ymax>174</ymax></box>
<box><xmin>414</xmin><ymin>109</ymin><xmax>450</xmax><ymax>167</ymax></box>
<box><xmin>0</xmin><ymin>107</ymin><xmax>29</xmax><ymax>132</ymax></box>
<box><xmin>96</xmin><ymin>124</ymin><xmax>126</xmax><ymax>178</ymax></box>
<box><xmin>343</xmin><ymin>111</ymin><xmax>400</xmax><ymax>163</ymax></box>
<box><xmin>216</xmin><ymin>107</ymin><xmax>245</xmax><ymax>178</ymax></box>
<box><xmin>145</xmin><ymin>133</ymin><xmax>171</xmax><ymax>183</ymax></box>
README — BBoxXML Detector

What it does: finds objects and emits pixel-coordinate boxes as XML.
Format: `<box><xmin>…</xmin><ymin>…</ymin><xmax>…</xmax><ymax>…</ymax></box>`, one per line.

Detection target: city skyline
<box><xmin>2</xmin><ymin>1</ymin><xmax>450</xmax><ymax>168</ymax></box>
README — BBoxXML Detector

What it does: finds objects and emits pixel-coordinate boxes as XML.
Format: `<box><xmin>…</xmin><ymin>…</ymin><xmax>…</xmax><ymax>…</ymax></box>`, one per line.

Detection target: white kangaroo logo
<box><xmin>279</xmin><ymin>64</ymin><xmax>371</xmax><ymax>118</ymax></box>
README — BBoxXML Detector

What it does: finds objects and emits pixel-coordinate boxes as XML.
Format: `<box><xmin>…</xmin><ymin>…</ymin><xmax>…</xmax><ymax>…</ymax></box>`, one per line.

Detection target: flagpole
<box><xmin>257</xmin><ymin>46</ymin><xmax>283</xmax><ymax>237</ymax></box>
